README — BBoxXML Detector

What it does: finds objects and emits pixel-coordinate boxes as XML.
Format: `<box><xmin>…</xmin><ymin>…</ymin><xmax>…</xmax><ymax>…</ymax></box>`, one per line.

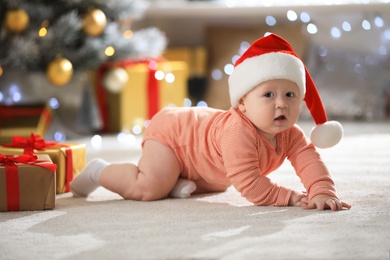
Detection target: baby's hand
<box><xmin>288</xmin><ymin>190</ymin><xmax>307</xmax><ymax>207</ymax></box>
<box><xmin>304</xmin><ymin>194</ymin><xmax>351</xmax><ymax>211</ymax></box>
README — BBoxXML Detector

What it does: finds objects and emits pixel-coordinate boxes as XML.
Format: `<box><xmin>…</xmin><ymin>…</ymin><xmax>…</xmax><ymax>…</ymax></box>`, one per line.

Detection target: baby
<box><xmin>71</xmin><ymin>33</ymin><xmax>351</xmax><ymax>211</ymax></box>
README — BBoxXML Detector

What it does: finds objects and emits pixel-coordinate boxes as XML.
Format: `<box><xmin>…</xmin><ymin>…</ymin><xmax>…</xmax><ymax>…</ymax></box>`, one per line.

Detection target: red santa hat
<box><xmin>228</xmin><ymin>33</ymin><xmax>343</xmax><ymax>148</ymax></box>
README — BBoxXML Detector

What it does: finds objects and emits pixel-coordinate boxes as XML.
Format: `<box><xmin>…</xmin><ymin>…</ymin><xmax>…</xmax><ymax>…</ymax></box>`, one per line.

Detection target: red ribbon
<box><xmin>0</xmin><ymin>106</ymin><xmax>44</xmax><ymax>117</ymax></box>
<box><xmin>0</xmin><ymin>106</ymin><xmax>51</xmax><ymax>129</ymax></box>
<box><xmin>0</xmin><ymin>153</ymin><xmax>56</xmax><ymax>211</ymax></box>
<box><xmin>4</xmin><ymin>133</ymin><xmax>73</xmax><ymax>192</ymax></box>
<box><xmin>4</xmin><ymin>133</ymin><xmax>56</xmax><ymax>155</ymax></box>
<box><xmin>63</xmin><ymin>147</ymin><xmax>73</xmax><ymax>192</ymax></box>
<box><xmin>146</xmin><ymin>62</ymin><xmax>159</xmax><ymax>120</ymax></box>
<box><xmin>96</xmin><ymin>58</ymin><xmax>164</xmax><ymax>132</ymax></box>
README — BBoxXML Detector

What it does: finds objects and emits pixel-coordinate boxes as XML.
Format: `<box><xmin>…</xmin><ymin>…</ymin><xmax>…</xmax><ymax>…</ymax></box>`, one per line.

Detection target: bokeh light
<box><xmin>91</xmin><ymin>135</ymin><xmax>103</xmax><ymax>149</ymax></box>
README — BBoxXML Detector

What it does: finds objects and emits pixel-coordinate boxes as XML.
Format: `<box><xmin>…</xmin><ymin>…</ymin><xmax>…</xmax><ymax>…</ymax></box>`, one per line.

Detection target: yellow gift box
<box><xmin>163</xmin><ymin>47</ymin><xmax>206</xmax><ymax>77</ymax></box>
<box><xmin>96</xmin><ymin>60</ymin><xmax>189</xmax><ymax>132</ymax></box>
<box><xmin>0</xmin><ymin>142</ymin><xmax>86</xmax><ymax>194</ymax></box>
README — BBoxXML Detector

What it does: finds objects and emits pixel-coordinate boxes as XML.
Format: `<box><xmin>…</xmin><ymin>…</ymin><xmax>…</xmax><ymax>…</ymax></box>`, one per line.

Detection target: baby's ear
<box><xmin>237</xmin><ymin>98</ymin><xmax>246</xmax><ymax>112</ymax></box>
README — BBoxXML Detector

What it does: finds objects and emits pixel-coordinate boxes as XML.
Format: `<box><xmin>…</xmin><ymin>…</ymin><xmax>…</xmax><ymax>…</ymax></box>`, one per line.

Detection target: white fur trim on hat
<box><xmin>309</xmin><ymin>121</ymin><xmax>343</xmax><ymax>149</ymax></box>
<box><xmin>228</xmin><ymin>52</ymin><xmax>306</xmax><ymax>107</ymax></box>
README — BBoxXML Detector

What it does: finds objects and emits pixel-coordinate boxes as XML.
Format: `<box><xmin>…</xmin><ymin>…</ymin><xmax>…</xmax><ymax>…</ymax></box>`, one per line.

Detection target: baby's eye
<box><xmin>264</xmin><ymin>92</ymin><xmax>274</xmax><ymax>98</ymax></box>
<box><xmin>286</xmin><ymin>92</ymin><xmax>295</xmax><ymax>98</ymax></box>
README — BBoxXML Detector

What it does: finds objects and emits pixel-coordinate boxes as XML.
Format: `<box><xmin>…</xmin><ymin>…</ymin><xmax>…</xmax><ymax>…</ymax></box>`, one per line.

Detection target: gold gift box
<box><xmin>0</xmin><ymin>143</ymin><xmax>86</xmax><ymax>194</ymax></box>
<box><xmin>163</xmin><ymin>47</ymin><xmax>206</xmax><ymax>77</ymax></box>
<box><xmin>0</xmin><ymin>154</ymin><xmax>56</xmax><ymax>212</ymax></box>
<box><xmin>102</xmin><ymin>61</ymin><xmax>189</xmax><ymax>132</ymax></box>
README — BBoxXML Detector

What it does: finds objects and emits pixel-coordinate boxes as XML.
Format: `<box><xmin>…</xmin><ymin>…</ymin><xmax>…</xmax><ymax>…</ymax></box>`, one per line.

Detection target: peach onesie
<box><xmin>142</xmin><ymin>106</ymin><xmax>337</xmax><ymax>206</ymax></box>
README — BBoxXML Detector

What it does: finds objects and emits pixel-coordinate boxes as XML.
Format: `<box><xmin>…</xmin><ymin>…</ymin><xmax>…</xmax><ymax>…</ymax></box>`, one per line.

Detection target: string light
<box><xmin>165</xmin><ymin>72</ymin><xmax>175</xmax><ymax>83</ymax></box>
<box><xmin>183</xmin><ymin>98</ymin><xmax>192</xmax><ymax>107</ymax></box>
<box><xmin>239</xmin><ymin>41</ymin><xmax>250</xmax><ymax>54</ymax></box>
<box><xmin>231</xmin><ymin>55</ymin><xmax>240</xmax><ymax>64</ymax></box>
<box><xmin>382</xmin><ymin>29</ymin><xmax>390</xmax><ymax>41</ymax></box>
<box><xmin>49</xmin><ymin>97</ymin><xmax>60</xmax><ymax>109</ymax></box>
<box><xmin>148</xmin><ymin>60</ymin><xmax>158</xmax><ymax>70</ymax></box>
<box><xmin>331</xmin><ymin>27</ymin><xmax>341</xmax><ymax>38</ymax></box>
<box><xmin>132</xmin><ymin>125</ymin><xmax>142</xmax><ymax>135</ymax></box>
<box><xmin>224</xmin><ymin>64</ymin><xmax>234</xmax><ymax>75</ymax></box>
<box><xmin>197</xmin><ymin>101</ymin><xmax>208</xmax><ymax>107</ymax></box>
<box><xmin>307</xmin><ymin>23</ymin><xmax>318</xmax><ymax>34</ymax></box>
<box><xmin>300</xmin><ymin>12</ymin><xmax>311</xmax><ymax>23</ymax></box>
<box><xmin>342</xmin><ymin>21</ymin><xmax>352</xmax><ymax>31</ymax></box>
<box><xmin>39</xmin><ymin>20</ymin><xmax>48</xmax><ymax>37</ymax></box>
<box><xmin>39</xmin><ymin>27</ymin><xmax>47</xmax><ymax>37</ymax></box>
<box><xmin>211</xmin><ymin>69</ymin><xmax>222</xmax><ymax>80</ymax></box>
<box><xmin>318</xmin><ymin>46</ymin><xmax>329</xmax><ymax>57</ymax></box>
<box><xmin>154</xmin><ymin>70</ymin><xmax>164</xmax><ymax>80</ymax></box>
<box><xmin>265</xmin><ymin>15</ymin><xmax>277</xmax><ymax>26</ymax></box>
<box><xmin>123</xmin><ymin>29</ymin><xmax>133</xmax><ymax>38</ymax></box>
<box><xmin>362</xmin><ymin>19</ymin><xmax>371</xmax><ymax>30</ymax></box>
<box><xmin>287</xmin><ymin>10</ymin><xmax>298</xmax><ymax>21</ymax></box>
<box><xmin>54</xmin><ymin>131</ymin><xmax>66</xmax><ymax>142</ymax></box>
<box><xmin>9</xmin><ymin>84</ymin><xmax>21</xmax><ymax>102</ymax></box>
<box><xmin>91</xmin><ymin>135</ymin><xmax>103</xmax><ymax>149</ymax></box>
<box><xmin>374</xmin><ymin>16</ymin><xmax>384</xmax><ymax>28</ymax></box>
<box><xmin>104</xmin><ymin>46</ymin><xmax>115</xmax><ymax>56</ymax></box>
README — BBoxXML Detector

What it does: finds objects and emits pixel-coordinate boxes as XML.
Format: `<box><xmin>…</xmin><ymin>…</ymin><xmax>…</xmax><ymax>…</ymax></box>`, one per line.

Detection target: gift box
<box><xmin>163</xmin><ymin>47</ymin><xmax>208</xmax><ymax>102</ymax></box>
<box><xmin>96</xmin><ymin>60</ymin><xmax>189</xmax><ymax>132</ymax></box>
<box><xmin>0</xmin><ymin>153</ymin><xmax>56</xmax><ymax>212</ymax></box>
<box><xmin>0</xmin><ymin>103</ymin><xmax>52</xmax><ymax>145</ymax></box>
<box><xmin>163</xmin><ymin>47</ymin><xmax>206</xmax><ymax>77</ymax></box>
<box><xmin>0</xmin><ymin>134</ymin><xmax>86</xmax><ymax>194</ymax></box>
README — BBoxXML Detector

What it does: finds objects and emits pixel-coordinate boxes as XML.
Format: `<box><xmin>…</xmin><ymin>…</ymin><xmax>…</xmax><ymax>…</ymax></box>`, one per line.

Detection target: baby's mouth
<box><xmin>274</xmin><ymin>115</ymin><xmax>286</xmax><ymax>121</ymax></box>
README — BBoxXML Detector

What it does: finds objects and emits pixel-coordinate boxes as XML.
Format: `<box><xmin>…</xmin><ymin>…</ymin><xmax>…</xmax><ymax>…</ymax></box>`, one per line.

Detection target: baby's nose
<box><xmin>275</xmin><ymin>97</ymin><xmax>288</xmax><ymax>109</ymax></box>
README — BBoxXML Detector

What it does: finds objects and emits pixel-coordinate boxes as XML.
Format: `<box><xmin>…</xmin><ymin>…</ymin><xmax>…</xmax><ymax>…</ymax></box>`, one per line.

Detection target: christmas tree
<box><xmin>0</xmin><ymin>0</ymin><xmax>167</xmax><ymax>139</ymax></box>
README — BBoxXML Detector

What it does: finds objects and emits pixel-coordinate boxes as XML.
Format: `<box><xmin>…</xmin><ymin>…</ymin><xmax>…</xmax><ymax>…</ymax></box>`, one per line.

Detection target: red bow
<box><xmin>0</xmin><ymin>153</ymin><xmax>38</xmax><ymax>165</ymax></box>
<box><xmin>4</xmin><ymin>133</ymin><xmax>56</xmax><ymax>154</ymax></box>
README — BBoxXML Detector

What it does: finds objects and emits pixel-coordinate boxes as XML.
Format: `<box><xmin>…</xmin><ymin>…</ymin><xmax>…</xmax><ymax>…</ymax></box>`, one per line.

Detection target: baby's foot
<box><xmin>169</xmin><ymin>178</ymin><xmax>197</xmax><ymax>198</ymax></box>
<box><xmin>70</xmin><ymin>158</ymin><xmax>108</xmax><ymax>197</ymax></box>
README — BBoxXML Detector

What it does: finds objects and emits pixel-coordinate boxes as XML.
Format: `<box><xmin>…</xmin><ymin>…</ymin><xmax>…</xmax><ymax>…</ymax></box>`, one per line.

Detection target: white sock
<box><xmin>70</xmin><ymin>158</ymin><xmax>109</xmax><ymax>197</ymax></box>
<box><xmin>169</xmin><ymin>178</ymin><xmax>197</xmax><ymax>198</ymax></box>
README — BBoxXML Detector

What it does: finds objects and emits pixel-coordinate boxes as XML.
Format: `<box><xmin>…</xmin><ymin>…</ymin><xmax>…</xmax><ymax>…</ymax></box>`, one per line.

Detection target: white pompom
<box><xmin>309</xmin><ymin>121</ymin><xmax>343</xmax><ymax>149</ymax></box>
<box><xmin>103</xmin><ymin>67</ymin><xmax>129</xmax><ymax>93</ymax></box>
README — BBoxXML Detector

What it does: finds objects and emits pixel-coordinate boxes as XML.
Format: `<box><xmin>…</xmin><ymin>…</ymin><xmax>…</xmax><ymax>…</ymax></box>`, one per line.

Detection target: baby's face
<box><xmin>238</xmin><ymin>79</ymin><xmax>302</xmax><ymax>140</ymax></box>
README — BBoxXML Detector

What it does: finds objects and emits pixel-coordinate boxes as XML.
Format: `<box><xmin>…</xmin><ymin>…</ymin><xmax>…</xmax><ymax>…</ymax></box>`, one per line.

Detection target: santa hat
<box><xmin>228</xmin><ymin>33</ymin><xmax>343</xmax><ymax>148</ymax></box>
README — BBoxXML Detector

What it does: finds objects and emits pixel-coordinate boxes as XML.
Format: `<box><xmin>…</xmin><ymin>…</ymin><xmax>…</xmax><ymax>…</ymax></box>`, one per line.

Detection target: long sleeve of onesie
<box><xmin>286</xmin><ymin>128</ymin><xmax>337</xmax><ymax>201</ymax></box>
<box><xmin>219</xmin><ymin>122</ymin><xmax>292</xmax><ymax>206</ymax></box>
<box><xmin>219</xmin><ymin>120</ymin><xmax>336</xmax><ymax>206</ymax></box>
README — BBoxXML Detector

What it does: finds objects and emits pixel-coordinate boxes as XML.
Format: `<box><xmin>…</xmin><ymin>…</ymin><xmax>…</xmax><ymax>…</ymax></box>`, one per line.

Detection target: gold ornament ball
<box><xmin>83</xmin><ymin>9</ymin><xmax>107</xmax><ymax>36</ymax></box>
<box><xmin>103</xmin><ymin>67</ymin><xmax>129</xmax><ymax>93</ymax></box>
<box><xmin>46</xmin><ymin>57</ymin><xmax>73</xmax><ymax>86</ymax></box>
<box><xmin>5</xmin><ymin>8</ymin><xmax>29</xmax><ymax>33</ymax></box>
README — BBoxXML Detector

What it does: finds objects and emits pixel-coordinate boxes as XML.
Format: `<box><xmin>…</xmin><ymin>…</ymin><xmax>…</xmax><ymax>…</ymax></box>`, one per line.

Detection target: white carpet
<box><xmin>1</xmin><ymin>123</ymin><xmax>390</xmax><ymax>260</ymax></box>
